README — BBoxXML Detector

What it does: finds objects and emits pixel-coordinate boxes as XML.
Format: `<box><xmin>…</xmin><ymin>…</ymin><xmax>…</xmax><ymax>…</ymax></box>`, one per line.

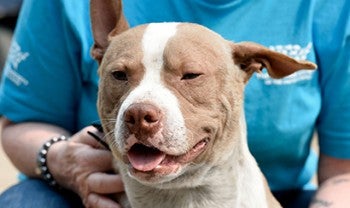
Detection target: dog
<box><xmin>90</xmin><ymin>0</ymin><xmax>316</xmax><ymax>207</ymax></box>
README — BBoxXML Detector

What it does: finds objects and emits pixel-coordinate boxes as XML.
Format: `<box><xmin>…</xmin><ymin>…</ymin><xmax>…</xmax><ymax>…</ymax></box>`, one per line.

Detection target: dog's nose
<box><xmin>124</xmin><ymin>103</ymin><xmax>162</xmax><ymax>138</ymax></box>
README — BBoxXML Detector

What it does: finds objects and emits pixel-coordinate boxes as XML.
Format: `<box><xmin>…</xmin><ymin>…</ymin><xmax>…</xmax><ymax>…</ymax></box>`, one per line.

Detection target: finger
<box><xmin>74</xmin><ymin>126</ymin><xmax>105</xmax><ymax>147</ymax></box>
<box><xmin>87</xmin><ymin>131</ymin><xmax>110</xmax><ymax>150</ymax></box>
<box><xmin>88</xmin><ymin>126</ymin><xmax>105</xmax><ymax>140</ymax></box>
<box><xmin>85</xmin><ymin>193</ymin><xmax>121</xmax><ymax>208</ymax></box>
<box><xmin>87</xmin><ymin>172</ymin><xmax>125</xmax><ymax>194</ymax></box>
<box><xmin>91</xmin><ymin>122</ymin><xmax>104</xmax><ymax>133</ymax></box>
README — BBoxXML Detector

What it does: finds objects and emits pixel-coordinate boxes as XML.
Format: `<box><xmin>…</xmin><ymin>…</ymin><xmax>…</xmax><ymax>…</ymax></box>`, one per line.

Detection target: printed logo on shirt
<box><xmin>4</xmin><ymin>41</ymin><xmax>30</xmax><ymax>86</ymax></box>
<box><xmin>255</xmin><ymin>43</ymin><xmax>315</xmax><ymax>85</ymax></box>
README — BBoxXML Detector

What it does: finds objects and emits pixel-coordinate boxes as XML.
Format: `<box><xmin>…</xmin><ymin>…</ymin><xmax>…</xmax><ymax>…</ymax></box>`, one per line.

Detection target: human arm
<box><xmin>310</xmin><ymin>0</ymin><xmax>350</xmax><ymax>207</ymax></box>
<box><xmin>0</xmin><ymin>0</ymin><xmax>127</xmax><ymax>206</ymax></box>
<box><xmin>0</xmin><ymin>117</ymin><xmax>124</xmax><ymax>208</ymax></box>
<box><xmin>309</xmin><ymin>154</ymin><xmax>350</xmax><ymax>208</ymax></box>
<box><xmin>0</xmin><ymin>117</ymin><xmax>69</xmax><ymax>177</ymax></box>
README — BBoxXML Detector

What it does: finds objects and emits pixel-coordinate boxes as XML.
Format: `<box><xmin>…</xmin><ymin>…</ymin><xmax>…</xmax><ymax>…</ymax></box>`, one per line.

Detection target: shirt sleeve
<box><xmin>0</xmin><ymin>0</ymin><xmax>84</xmax><ymax>132</ymax></box>
<box><xmin>314</xmin><ymin>0</ymin><xmax>350</xmax><ymax>158</ymax></box>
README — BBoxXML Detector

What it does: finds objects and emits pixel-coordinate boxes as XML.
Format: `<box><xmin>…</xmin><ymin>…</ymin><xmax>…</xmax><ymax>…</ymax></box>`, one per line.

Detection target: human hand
<box><xmin>46</xmin><ymin>126</ymin><xmax>124</xmax><ymax>208</ymax></box>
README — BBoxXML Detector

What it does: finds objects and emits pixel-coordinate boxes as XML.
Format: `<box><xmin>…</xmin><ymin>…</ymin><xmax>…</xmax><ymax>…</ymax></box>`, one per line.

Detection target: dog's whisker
<box><xmin>105</xmin><ymin>130</ymin><xmax>115</xmax><ymax>140</ymax></box>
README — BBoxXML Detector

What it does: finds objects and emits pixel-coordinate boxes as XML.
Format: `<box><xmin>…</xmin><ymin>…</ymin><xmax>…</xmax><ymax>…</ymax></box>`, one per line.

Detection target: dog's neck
<box><xmin>118</xmin><ymin>113</ymin><xmax>274</xmax><ymax>208</ymax></box>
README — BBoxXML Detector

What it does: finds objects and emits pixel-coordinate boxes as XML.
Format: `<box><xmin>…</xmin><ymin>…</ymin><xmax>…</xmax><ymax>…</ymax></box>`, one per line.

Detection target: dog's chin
<box><xmin>124</xmin><ymin>138</ymin><xmax>209</xmax><ymax>184</ymax></box>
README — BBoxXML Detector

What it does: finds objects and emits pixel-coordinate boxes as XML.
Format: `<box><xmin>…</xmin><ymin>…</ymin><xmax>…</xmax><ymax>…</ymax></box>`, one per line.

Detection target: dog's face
<box><xmin>98</xmin><ymin>23</ymin><xmax>247</xmax><ymax>186</ymax></box>
<box><xmin>91</xmin><ymin>0</ymin><xmax>316</xmax><ymax>188</ymax></box>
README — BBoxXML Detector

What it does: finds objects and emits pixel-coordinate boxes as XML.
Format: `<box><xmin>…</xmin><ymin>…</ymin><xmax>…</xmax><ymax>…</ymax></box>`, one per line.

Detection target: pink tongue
<box><xmin>127</xmin><ymin>144</ymin><xmax>166</xmax><ymax>172</ymax></box>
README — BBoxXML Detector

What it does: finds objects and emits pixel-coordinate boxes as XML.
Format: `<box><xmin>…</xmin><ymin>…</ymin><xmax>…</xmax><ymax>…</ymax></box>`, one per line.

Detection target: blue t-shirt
<box><xmin>0</xmin><ymin>0</ymin><xmax>349</xmax><ymax>191</ymax></box>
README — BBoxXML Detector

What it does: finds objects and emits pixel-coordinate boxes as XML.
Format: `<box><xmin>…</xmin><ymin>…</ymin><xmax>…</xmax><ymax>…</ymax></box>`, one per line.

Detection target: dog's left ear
<box><xmin>231</xmin><ymin>42</ymin><xmax>317</xmax><ymax>80</ymax></box>
<box><xmin>90</xmin><ymin>0</ymin><xmax>129</xmax><ymax>64</ymax></box>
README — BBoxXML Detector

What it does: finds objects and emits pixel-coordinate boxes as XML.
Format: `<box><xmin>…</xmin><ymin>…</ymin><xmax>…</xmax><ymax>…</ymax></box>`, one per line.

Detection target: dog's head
<box><xmin>91</xmin><ymin>0</ymin><xmax>316</xmax><ymax>187</ymax></box>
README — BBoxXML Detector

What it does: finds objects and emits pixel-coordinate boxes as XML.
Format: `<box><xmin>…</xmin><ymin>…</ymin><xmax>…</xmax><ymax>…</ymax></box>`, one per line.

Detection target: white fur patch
<box><xmin>237</xmin><ymin>112</ymin><xmax>268</xmax><ymax>208</ymax></box>
<box><xmin>115</xmin><ymin>23</ymin><xmax>188</xmax><ymax>154</ymax></box>
<box><xmin>142</xmin><ymin>23</ymin><xmax>178</xmax><ymax>81</ymax></box>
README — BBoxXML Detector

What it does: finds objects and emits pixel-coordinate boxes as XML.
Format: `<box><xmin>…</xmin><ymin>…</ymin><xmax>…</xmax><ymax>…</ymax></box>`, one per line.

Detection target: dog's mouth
<box><xmin>126</xmin><ymin>138</ymin><xmax>208</xmax><ymax>175</ymax></box>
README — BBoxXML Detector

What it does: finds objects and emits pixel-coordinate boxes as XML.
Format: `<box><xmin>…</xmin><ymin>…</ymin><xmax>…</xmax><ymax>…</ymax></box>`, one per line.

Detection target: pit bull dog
<box><xmin>90</xmin><ymin>0</ymin><xmax>316</xmax><ymax>207</ymax></box>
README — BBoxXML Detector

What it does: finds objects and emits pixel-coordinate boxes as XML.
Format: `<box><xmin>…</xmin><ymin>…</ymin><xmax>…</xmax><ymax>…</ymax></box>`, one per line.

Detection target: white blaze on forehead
<box><xmin>115</xmin><ymin>23</ymin><xmax>188</xmax><ymax>153</ymax></box>
<box><xmin>142</xmin><ymin>23</ymin><xmax>178</xmax><ymax>82</ymax></box>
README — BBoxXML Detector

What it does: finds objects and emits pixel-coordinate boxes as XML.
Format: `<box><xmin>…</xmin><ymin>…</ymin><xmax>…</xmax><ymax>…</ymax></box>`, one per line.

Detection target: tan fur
<box><xmin>90</xmin><ymin>0</ymin><xmax>316</xmax><ymax>207</ymax></box>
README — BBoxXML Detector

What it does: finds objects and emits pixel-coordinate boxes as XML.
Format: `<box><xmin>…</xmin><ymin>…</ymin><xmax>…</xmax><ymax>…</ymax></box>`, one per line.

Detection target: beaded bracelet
<box><xmin>36</xmin><ymin>135</ymin><xmax>68</xmax><ymax>188</ymax></box>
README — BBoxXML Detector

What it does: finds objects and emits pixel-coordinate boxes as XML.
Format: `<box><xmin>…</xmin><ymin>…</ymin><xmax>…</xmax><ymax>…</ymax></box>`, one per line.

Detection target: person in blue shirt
<box><xmin>0</xmin><ymin>0</ymin><xmax>349</xmax><ymax>207</ymax></box>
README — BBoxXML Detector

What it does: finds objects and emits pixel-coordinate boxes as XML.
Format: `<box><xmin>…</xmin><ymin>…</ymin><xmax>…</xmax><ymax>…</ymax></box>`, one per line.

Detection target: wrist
<box><xmin>36</xmin><ymin>135</ymin><xmax>68</xmax><ymax>188</ymax></box>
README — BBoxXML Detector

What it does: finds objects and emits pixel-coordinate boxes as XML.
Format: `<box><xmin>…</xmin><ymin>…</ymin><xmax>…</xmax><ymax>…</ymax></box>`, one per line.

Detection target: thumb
<box><xmin>74</xmin><ymin>126</ymin><xmax>106</xmax><ymax>148</ymax></box>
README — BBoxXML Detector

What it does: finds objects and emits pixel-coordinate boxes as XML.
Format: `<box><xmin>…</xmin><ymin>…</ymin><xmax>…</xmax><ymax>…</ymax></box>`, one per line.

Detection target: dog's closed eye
<box><xmin>181</xmin><ymin>73</ymin><xmax>202</xmax><ymax>80</ymax></box>
<box><xmin>112</xmin><ymin>71</ymin><xmax>128</xmax><ymax>81</ymax></box>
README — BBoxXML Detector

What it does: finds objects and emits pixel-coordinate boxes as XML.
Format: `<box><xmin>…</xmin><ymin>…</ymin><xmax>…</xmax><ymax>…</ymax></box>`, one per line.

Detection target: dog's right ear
<box><xmin>90</xmin><ymin>0</ymin><xmax>129</xmax><ymax>64</ymax></box>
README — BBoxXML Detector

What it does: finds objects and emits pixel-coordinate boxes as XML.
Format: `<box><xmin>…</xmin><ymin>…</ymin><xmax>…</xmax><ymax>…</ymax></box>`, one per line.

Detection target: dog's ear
<box><xmin>231</xmin><ymin>42</ymin><xmax>317</xmax><ymax>81</ymax></box>
<box><xmin>90</xmin><ymin>0</ymin><xmax>129</xmax><ymax>64</ymax></box>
